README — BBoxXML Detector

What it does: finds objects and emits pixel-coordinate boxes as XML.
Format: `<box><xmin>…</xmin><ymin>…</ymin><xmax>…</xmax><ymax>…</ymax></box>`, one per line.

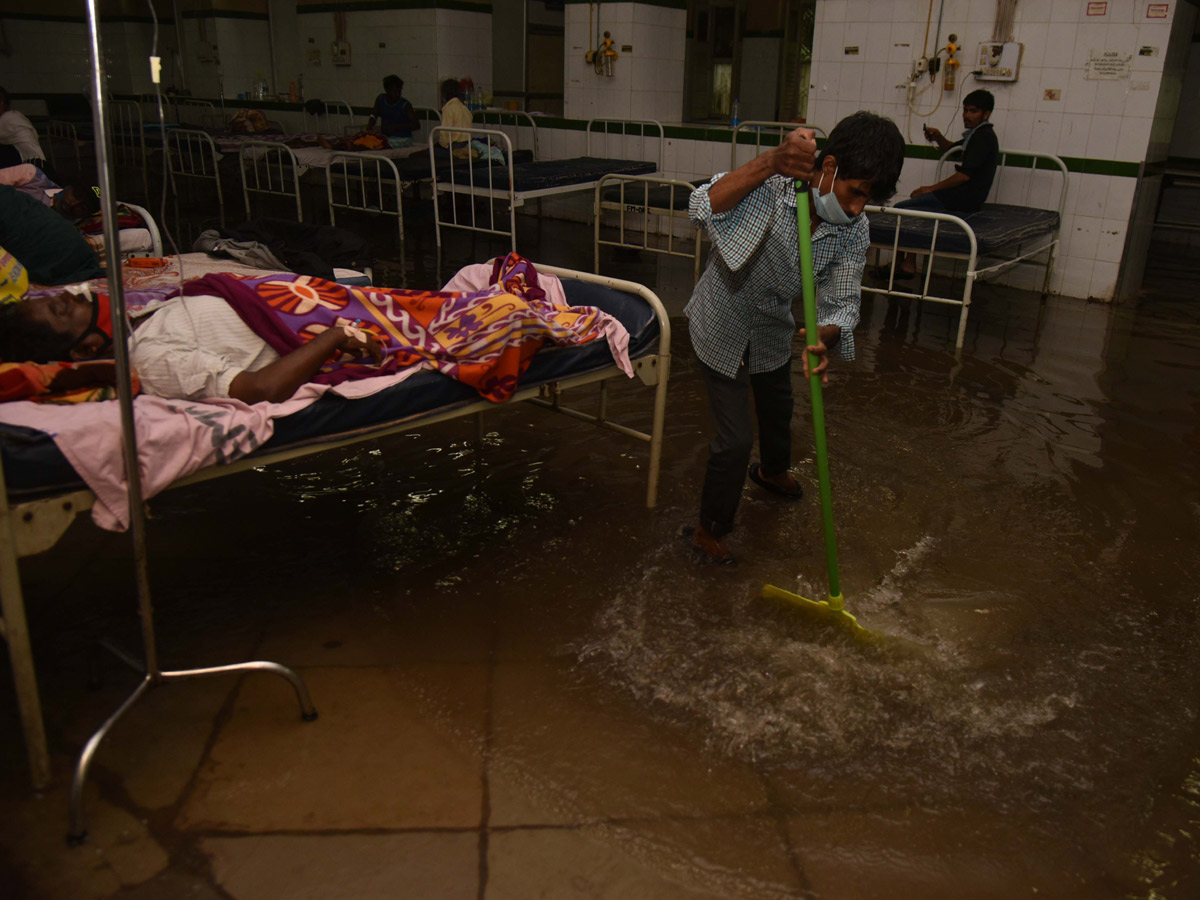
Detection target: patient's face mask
<box><xmin>811</xmin><ymin>166</ymin><xmax>854</xmax><ymax>226</ymax></box>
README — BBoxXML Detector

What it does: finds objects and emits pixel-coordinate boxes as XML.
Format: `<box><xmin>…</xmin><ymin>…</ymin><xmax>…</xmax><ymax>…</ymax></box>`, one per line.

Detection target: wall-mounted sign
<box><xmin>844</xmin><ymin>46</ymin><xmax>860</xmax><ymax>55</ymax></box>
<box><xmin>1146</xmin><ymin>3</ymin><xmax>1169</xmax><ymax>18</ymax></box>
<box><xmin>1139</xmin><ymin>45</ymin><xmax>1159</xmax><ymax>56</ymax></box>
<box><xmin>1086</xmin><ymin>48</ymin><xmax>1132</xmax><ymax>79</ymax></box>
<box><xmin>1087</xmin><ymin>2</ymin><xmax>1107</xmax><ymax>14</ymax></box>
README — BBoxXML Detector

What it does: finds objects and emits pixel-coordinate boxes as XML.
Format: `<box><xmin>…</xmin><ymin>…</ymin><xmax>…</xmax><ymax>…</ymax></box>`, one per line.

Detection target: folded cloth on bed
<box><xmin>193</xmin><ymin>230</ymin><xmax>290</xmax><ymax>272</ymax></box>
<box><xmin>83</xmin><ymin>228</ymin><xmax>153</xmax><ymax>255</ymax></box>
<box><xmin>184</xmin><ymin>253</ymin><xmax>631</xmax><ymax>400</ymax></box>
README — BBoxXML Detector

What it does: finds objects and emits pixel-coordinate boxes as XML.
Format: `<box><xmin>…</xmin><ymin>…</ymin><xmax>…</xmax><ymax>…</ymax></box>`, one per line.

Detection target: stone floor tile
<box><xmin>255</xmin><ymin>587</ymin><xmax>494</xmax><ymax>667</ymax></box>
<box><xmin>488</xmin><ymin>661</ymin><xmax>770</xmax><ymax>826</ymax></box>
<box><xmin>177</xmin><ymin>664</ymin><xmax>487</xmax><ymax>831</ymax></box>
<box><xmin>487</xmin><ymin>822</ymin><xmax>799</xmax><ymax>900</ymax></box>
<box><xmin>201</xmin><ymin>832</ymin><xmax>478</xmax><ymax>900</ymax></box>
<box><xmin>784</xmin><ymin>811</ymin><xmax>1129</xmax><ymax>900</ymax></box>
<box><xmin>0</xmin><ymin>768</ymin><xmax>169</xmax><ymax>900</ymax></box>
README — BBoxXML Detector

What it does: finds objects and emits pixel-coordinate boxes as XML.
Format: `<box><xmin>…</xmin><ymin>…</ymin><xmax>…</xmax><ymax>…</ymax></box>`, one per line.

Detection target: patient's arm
<box><xmin>228</xmin><ymin>325</ymin><xmax>382</xmax><ymax>404</ymax></box>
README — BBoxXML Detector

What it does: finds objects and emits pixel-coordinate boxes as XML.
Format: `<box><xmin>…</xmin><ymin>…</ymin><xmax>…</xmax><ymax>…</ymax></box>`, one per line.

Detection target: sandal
<box><xmin>748</xmin><ymin>463</ymin><xmax>803</xmax><ymax>501</ymax></box>
<box><xmin>681</xmin><ymin>525</ymin><xmax>737</xmax><ymax>566</ymax></box>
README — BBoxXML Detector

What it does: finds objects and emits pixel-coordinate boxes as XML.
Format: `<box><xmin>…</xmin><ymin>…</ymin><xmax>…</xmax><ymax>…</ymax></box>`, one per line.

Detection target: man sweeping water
<box><xmin>685</xmin><ymin>111</ymin><xmax>906</xmax><ymax>565</ymax></box>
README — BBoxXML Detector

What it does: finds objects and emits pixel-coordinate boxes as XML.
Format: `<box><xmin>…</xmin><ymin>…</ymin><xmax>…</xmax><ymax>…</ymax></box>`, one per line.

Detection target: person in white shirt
<box><xmin>0</xmin><ymin>87</ymin><xmax>47</xmax><ymax>169</ymax></box>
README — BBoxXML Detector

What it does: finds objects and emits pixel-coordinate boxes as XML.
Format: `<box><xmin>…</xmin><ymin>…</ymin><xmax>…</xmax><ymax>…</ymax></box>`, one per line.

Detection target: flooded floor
<box><xmin>1</xmin><ymin>193</ymin><xmax>1199</xmax><ymax>899</ymax></box>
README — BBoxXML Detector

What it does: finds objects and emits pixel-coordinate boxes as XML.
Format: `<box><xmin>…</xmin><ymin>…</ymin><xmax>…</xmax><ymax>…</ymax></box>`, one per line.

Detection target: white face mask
<box><xmin>811</xmin><ymin>165</ymin><xmax>854</xmax><ymax>226</ymax></box>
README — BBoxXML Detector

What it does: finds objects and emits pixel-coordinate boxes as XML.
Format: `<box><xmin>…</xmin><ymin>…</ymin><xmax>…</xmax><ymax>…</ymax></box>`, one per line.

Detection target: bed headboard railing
<box><xmin>305</xmin><ymin>99</ymin><xmax>357</xmax><ymax>136</ymax></box>
<box><xmin>586</xmin><ymin>119</ymin><xmax>664</xmax><ymax>171</ymax></box>
<box><xmin>730</xmin><ymin>121</ymin><xmax>828</xmax><ymax>172</ymax></box>
<box><xmin>474</xmin><ymin>108</ymin><xmax>540</xmax><ymax>160</ymax></box>
<box><xmin>937</xmin><ymin>147</ymin><xmax>1069</xmax><ymax>217</ymax></box>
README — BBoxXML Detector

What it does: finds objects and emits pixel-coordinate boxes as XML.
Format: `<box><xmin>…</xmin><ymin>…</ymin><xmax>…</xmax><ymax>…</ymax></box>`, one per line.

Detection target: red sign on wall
<box><xmin>1146</xmin><ymin>3</ymin><xmax>1169</xmax><ymax>17</ymax></box>
<box><xmin>1086</xmin><ymin>2</ymin><xmax>1107</xmax><ymax>14</ymax></box>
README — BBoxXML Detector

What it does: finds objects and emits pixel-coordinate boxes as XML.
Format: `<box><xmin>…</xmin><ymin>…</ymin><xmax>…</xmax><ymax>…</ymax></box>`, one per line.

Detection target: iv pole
<box><xmin>69</xmin><ymin>0</ymin><xmax>318</xmax><ymax>845</ymax></box>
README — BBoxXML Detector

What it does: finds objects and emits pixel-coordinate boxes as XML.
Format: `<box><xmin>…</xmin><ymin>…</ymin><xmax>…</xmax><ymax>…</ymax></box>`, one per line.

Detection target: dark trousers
<box><xmin>698</xmin><ymin>356</ymin><xmax>793</xmax><ymax>538</ymax></box>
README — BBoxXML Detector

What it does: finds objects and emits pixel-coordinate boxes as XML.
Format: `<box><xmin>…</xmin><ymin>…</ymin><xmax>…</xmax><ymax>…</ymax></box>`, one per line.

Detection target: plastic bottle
<box><xmin>730</xmin><ymin>97</ymin><xmax>740</xmax><ymax>128</ymax></box>
<box><xmin>288</xmin><ymin>81</ymin><xmax>298</xmax><ymax>103</ymax></box>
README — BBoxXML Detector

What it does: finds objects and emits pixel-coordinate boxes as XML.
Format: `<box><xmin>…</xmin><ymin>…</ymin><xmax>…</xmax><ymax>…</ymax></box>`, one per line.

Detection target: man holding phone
<box><xmin>895</xmin><ymin>89</ymin><xmax>998</xmax><ymax>277</ymax></box>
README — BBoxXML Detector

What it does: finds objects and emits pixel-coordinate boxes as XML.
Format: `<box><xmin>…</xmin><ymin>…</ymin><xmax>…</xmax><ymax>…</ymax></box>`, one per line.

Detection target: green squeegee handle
<box><xmin>794</xmin><ymin>181</ymin><xmax>842</xmax><ymax>604</ymax></box>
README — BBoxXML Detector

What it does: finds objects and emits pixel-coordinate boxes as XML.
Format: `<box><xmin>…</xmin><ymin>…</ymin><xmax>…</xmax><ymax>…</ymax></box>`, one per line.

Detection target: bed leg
<box><xmin>0</xmin><ymin>483</ymin><xmax>52</xmax><ymax>791</ymax></box>
<box><xmin>645</xmin><ymin>353</ymin><xmax>670</xmax><ymax>509</ymax></box>
<box><xmin>957</xmin><ymin>270</ymin><xmax>977</xmax><ymax>351</ymax></box>
<box><xmin>1041</xmin><ymin>241</ymin><xmax>1057</xmax><ymax>296</ymax></box>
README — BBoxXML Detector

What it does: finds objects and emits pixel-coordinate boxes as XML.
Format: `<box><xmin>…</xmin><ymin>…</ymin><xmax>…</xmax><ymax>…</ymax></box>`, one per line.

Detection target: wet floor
<box><xmin>1</xmin><ymin>188</ymin><xmax>1199</xmax><ymax>898</ymax></box>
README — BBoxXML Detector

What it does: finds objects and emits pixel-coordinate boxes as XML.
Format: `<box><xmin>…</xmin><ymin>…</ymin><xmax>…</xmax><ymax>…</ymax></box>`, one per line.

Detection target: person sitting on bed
<box><xmin>0</xmin><ymin>285</ymin><xmax>382</xmax><ymax>404</ymax></box>
<box><xmin>437</xmin><ymin>78</ymin><xmax>473</xmax><ymax>156</ymax></box>
<box><xmin>0</xmin><ymin>184</ymin><xmax>103</xmax><ymax>286</ymax></box>
<box><xmin>684</xmin><ymin>111</ymin><xmax>905</xmax><ymax>565</ymax></box>
<box><xmin>0</xmin><ymin>87</ymin><xmax>47</xmax><ymax>171</ymax></box>
<box><xmin>367</xmin><ymin>75</ymin><xmax>419</xmax><ymax>148</ymax></box>
<box><xmin>893</xmin><ymin>89</ymin><xmax>999</xmax><ymax>279</ymax></box>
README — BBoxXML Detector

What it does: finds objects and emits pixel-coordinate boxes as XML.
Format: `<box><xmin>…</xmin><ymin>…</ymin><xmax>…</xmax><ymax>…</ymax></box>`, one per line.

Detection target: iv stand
<box><xmin>70</xmin><ymin>0</ymin><xmax>318</xmax><ymax>845</ymax></box>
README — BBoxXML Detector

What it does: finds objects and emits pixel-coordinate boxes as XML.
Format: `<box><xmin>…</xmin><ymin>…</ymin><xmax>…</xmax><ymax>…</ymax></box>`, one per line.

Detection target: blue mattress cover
<box><xmin>868</xmin><ymin>203</ymin><xmax>1060</xmax><ymax>256</ymax></box>
<box><xmin>385</xmin><ymin>149</ymin><xmax>534</xmax><ymax>182</ymax></box>
<box><xmin>0</xmin><ymin>278</ymin><xmax>659</xmax><ymax>498</ymax></box>
<box><xmin>599</xmin><ymin>178</ymin><xmax>705</xmax><ymax>210</ymax></box>
<box><xmin>508</xmin><ymin>158</ymin><xmax>656</xmax><ymax>193</ymax></box>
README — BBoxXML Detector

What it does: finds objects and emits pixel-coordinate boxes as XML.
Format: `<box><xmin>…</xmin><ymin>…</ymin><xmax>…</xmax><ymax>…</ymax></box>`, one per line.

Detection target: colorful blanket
<box><xmin>183</xmin><ymin>253</ymin><xmax>631</xmax><ymax>402</ymax></box>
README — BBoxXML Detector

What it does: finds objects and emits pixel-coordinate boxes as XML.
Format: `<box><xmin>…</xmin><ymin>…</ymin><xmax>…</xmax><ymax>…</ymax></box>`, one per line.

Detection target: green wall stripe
<box><xmin>180</xmin><ymin>10</ymin><xmax>270</xmax><ymax>20</ymax></box>
<box><xmin>297</xmin><ymin>0</ymin><xmax>492</xmax><ymax>12</ymax></box>
<box><xmin>561</xmin><ymin>0</ymin><xmax>686</xmax><ymax>8</ymax></box>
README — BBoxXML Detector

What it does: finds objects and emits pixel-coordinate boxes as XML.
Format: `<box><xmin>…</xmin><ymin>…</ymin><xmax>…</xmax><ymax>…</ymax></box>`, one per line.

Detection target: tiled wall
<box><xmin>0</xmin><ymin>18</ymin><xmax>169</xmax><ymax>97</ymax></box>
<box><xmin>564</xmin><ymin>2</ymin><xmax>686</xmax><ymax>123</ymax></box>
<box><xmin>805</xmin><ymin>0</ymin><xmax>1194</xmax><ymax>301</ymax></box>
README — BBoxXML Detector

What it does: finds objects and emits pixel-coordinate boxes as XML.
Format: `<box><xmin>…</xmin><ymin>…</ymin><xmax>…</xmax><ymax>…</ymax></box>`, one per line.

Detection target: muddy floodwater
<box><xmin>2</xmin><ymin>224</ymin><xmax>1199</xmax><ymax>899</ymax></box>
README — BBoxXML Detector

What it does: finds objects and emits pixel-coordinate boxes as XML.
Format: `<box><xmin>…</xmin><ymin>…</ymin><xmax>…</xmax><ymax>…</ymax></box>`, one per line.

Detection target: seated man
<box><xmin>895</xmin><ymin>89</ymin><xmax>999</xmax><ymax>277</ymax></box>
<box><xmin>436</xmin><ymin>78</ymin><xmax>473</xmax><ymax>156</ymax></box>
<box><xmin>0</xmin><ymin>184</ymin><xmax>103</xmax><ymax>285</ymax></box>
<box><xmin>0</xmin><ymin>87</ymin><xmax>47</xmax><ymax>169</ymax></box>
<box><xmin>366</xmin><ymin>75</ymin><xmax>419</xmax><ymax>148</ymax></box>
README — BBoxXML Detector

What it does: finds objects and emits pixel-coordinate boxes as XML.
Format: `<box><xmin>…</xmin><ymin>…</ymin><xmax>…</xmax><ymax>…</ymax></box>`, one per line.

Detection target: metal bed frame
<box><xmin>326</xmin><ymin>151</ymin><xmax>405</xmax><ymax>243</ymax></box>
<box><xmin>166</xmin><ymin>128</ymin><xmax>226</xmax><ymax>228</ymax></box>
<box><xmin>430</xmin><ymin>118</ymin><xmax>663</xmax><ymax>251</ymax></box>
<box><xmin>730</xmin><ymin>120</ymin><xmax>828</xmax><ymax>170</ymax></box>
<box><xmin>863</xmin><ymin>147</ymin><xmax>1069</xmax><ymax>349</ymax></box>
<box><xmin>0</xmin><ymin>263</ymin><xmax>670</xmax><ymax>836</ymax></box>
<box><xmin>594</xmin><ymin>174</ymin><xmax>705</xmax><ymax>281</ymax></box>
<box><xmin>42</xmin><ymin>120</ymin><xmax>89</xmax><ymax>174</ymax></box>
<box><xmin>304</xmin><ymin>98</ymin><xmax>357</xmax><ymax>136</ymax></box>
<box><xmin>239</xmin><ymin>140</ymin><xmax>305</xmax><ymax>221</ymax></box>
<box><xmin>108</xmin><ymin>99</ymin><xmax>149</xmax><ymax>196</ymax></box>
<box><xmin>175</xmin><ymin>98</ymin><xmax>222</xmax><ymax>129</ymax></box>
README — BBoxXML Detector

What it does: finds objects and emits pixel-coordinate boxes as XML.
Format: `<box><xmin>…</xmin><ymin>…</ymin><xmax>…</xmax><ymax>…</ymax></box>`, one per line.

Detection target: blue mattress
<box><xmin>868</xmin><ymin>203</ymin><xmax>1060</xmax><ymax>256</ymax></box>
<box><xmin>386</xmin><ymin>149</ymin><xmax>534</xmax><ymax>182</ymax></box>
<box><xmin>0</xmin><ymin>278</ymin><xmax>659</xmax><ymax>498</ymax></box>
<box><xmin>508</xmin><ymin>158</ymin><xmax>656</xmax><ymax>193</ymax></box>
<box><xmin>599</xmin><ymin>179</ymin><xmax>705</xmax><ymax>210</ymax></box>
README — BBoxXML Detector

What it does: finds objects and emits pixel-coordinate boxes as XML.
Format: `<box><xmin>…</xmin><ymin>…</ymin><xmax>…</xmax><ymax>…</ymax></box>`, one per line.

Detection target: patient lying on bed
<box><xmin>0</xmin><ymin>255</ymin><xmax>630</xmax><ymax>406</ymax></box>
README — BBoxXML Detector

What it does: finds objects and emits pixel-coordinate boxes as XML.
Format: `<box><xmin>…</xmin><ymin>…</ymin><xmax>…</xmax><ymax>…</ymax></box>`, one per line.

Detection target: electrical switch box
<box><xmin>331</xmin><ymin>41</ymin><xmax>352</xmax><ymax>66</ymax></box>
<box><xmin>975</xmin><ymin>41</ymin><xmax>1022</xmax><ymax>81</ymax></box>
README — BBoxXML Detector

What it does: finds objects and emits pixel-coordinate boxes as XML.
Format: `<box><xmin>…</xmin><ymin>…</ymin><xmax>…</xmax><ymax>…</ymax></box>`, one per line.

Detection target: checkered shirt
<box><xmin>684</xmin><ymin>172</ymin><xmax>867</xmax><ymax>379</ymax></box>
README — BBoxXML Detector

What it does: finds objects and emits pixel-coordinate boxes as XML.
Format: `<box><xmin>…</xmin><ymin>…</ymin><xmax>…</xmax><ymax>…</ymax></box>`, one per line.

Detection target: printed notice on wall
<box><xmin>1146</xmin><ymin>3</ymin><xmax>1169</xmax><ymax>17</ymax></box>
<box><xmin>1086</xmin><ymin>49</ymin><xmax>1132</xmax><ymax>80</ymax></box>
<box><xmin>1086</xmin><ymin>2</ymin><xmax>1107</xmax><ymax>14</ymax></box>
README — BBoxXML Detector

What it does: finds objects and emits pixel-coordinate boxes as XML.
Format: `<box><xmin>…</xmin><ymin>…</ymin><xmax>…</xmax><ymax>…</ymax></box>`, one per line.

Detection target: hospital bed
<box><xmin>78</xmin><ymin>201</ymin><xmax>164</xmax><ymax>259</ymax></box>
<box><xmin>430</xmin><ymin>118</ymin><xmax>662</xmax><ymax>251</ymax></box>
<box><xmin>864</xmin><ymin>148</ymin><xmax>1068</xmax><ymax>349</ymax></box>
<box><xmin>0</xmin><ymin>263</ymin><xmax>671</xmax><ymax>822</ymax></box>
<box><xmin>166</xmin><ymin>128</ymin><xmax>226</xmax><ymax>227</ymax></box>
<box><xmin>729</xmin><ymin>120</ymin><xmax>828</xmax><ymax>170</ymax></box>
